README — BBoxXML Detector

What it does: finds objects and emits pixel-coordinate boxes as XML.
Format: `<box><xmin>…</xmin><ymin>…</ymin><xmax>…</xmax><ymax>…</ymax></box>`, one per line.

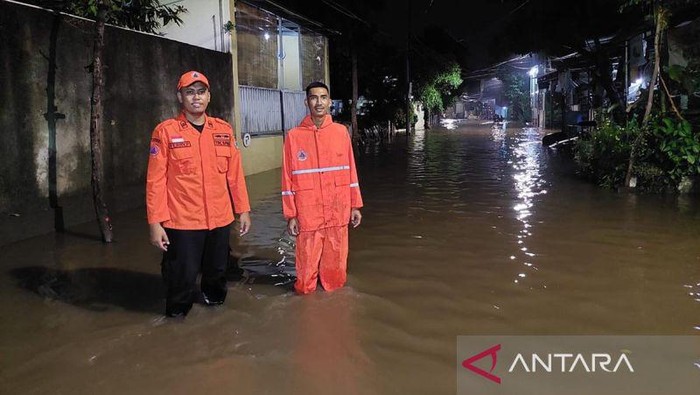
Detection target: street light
<box><xmin>528</xmin><ymin>66</ymin><xmax>538</xmax><ymax>78</ymax></box>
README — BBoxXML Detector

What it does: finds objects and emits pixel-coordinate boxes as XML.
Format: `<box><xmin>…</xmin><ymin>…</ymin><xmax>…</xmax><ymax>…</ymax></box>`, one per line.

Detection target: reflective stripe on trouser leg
<box><xmin>294</xmin><ymin>226</ymin><xmax>349</xmax><ymax>294</ymax></box>
<box><xmin>319</xmin><ymin>225</ymin><xmax>348</xmax><ymax>292</ymax></box>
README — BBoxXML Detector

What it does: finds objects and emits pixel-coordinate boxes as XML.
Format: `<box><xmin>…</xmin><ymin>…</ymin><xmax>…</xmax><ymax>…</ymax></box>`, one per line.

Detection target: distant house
<box><xmin>160</xmin><ymin>0</ymin><xmax>331</xmax><ymax>175</ymax></box>
<box><xmin>459</xmin><ymin>55</ymin><xmax>536</xmax><ymax>122</ymax></box>
<box><xmin>531</xmin><ymin>15</ymin><xmax>700</xmax><ymax>132</ymax></box>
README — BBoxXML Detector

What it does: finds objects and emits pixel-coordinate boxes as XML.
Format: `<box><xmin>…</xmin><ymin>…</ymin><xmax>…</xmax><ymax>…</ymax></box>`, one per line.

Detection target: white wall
<box><xmin>160</xmin><ymin>0</ymin><xmax>231</xmax><ymax>52</ymax></box>
<box><xmin>281</xmin><ymin>32</ymin><xmax>301</xmax><ymax>91</ymax></box>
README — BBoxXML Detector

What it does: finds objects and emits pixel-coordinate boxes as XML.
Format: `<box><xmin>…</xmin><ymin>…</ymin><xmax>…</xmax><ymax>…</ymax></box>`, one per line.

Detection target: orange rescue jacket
<box><xmin>147</xmin><ymin>112</ymin><xmax>250</xmax><ymax>230</ymax></box>
<box><xmin>282</xmin><ymin>115</ymin><xmax>363</xmax><ymax>231</ymax></box>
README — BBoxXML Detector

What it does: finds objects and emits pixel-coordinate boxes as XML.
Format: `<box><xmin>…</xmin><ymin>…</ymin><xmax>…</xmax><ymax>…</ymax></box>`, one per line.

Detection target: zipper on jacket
<box><xmin>198</xmin><ymin>125</ymin><xmax>211</xmax><ymax>229</ymax></box>
<box><xmin>313</xmin><ymin>126</ymin><xmax>328</xmax><ymax>227</ymax></box>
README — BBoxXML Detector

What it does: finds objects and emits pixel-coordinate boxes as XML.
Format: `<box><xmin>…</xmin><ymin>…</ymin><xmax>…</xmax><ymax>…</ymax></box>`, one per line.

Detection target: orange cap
<box><xmin>177</xmin><ymin>71</ymin><xmax>209</xmax><ymax>90</ymax></box>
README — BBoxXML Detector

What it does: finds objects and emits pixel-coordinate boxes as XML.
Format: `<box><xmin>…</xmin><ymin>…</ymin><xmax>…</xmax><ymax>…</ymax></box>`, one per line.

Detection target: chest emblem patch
<box><xmin>213</xmin><ymin>133</ymin><xmax>231</xmax><ymax>146</ymax></box>
<box><xmin>169</xmin><ymin>135</ymin><xmax>191</xmax><ymax>149</ymax></box>
<box><xmin>297</xmin><ymin>150</ymin><xmax>308</xmax><ymax>161</ymax></box>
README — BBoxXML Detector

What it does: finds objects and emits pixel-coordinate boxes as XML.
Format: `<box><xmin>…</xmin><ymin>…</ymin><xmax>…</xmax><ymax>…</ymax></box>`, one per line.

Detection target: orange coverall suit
<box><xmin>147</xmin><ymin>113</ymin><xmax>250</xmax><ymax>314</ymax></box>
<box><xmin>282</xmin><ymin>115</ymin><xmax>363</xmax><ymax>294</ymax></box>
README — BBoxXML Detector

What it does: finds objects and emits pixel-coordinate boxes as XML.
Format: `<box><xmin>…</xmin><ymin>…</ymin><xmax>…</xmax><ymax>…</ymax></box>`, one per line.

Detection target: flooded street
<box><xmin>1</xmin><ymin>122</ymin><xmax>699</xmax><ymax>394</ymax></box>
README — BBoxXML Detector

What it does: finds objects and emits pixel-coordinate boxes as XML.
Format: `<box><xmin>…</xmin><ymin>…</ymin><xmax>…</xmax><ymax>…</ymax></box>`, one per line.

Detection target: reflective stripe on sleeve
<box><xmin>291</xmin><ymin>165</ymin><xmax>350</xmax><ymax>175</ymax></box>
<box><xmin>281</xmin><ymin>191</ymin><xmax>295</xmax><ymax>196</ymax></box>
<box><xmin>349</xmin><ymin>183</ymin><xmax>359</xmax><ymax>187</ymax></box>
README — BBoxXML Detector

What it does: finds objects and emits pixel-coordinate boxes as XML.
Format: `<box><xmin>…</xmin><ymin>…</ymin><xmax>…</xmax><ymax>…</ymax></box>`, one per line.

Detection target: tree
<box><xmin>23</xmin><ymin>0</ymin><xmax>186</xmax><ymax>33</ymax></box>
<box><xmin>26</xmin><ymin>0</ymin><xmax>185</xmax><ymax>242</ymax></box>
<box><xmin>624</xmin><ymin>1</ymin><xmax>668</xmax><ymax>186</ymax></box>
<box><xmin>90</xmin><ymin>1</ymin><xmax>111</xmax><ymax>242</ymax></box>
<box><xmin>418</xmin><ymin>63</ymin><xmax>463</xmax><ymax>125</ymax></box>
<box><xmin>411</xmin><ymin>26</ymin><xmax>469</xmax><ymax>127</ymax></box>
<box><xmin>621</xmin><ymin>0</ymin><xmax>696</xmax><ymax>187</ymax></box>
<box><xmin>496</xmin><ymin>67</ymin><xmax>531</xmax><ymax>122</ymax></box>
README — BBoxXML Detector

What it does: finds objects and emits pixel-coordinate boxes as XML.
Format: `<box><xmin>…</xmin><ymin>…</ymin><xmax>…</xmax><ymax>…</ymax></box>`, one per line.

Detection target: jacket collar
<box><xmin>300</xmin><ymin>114</ymin><xmax>333</xmax><ymax>129</ymax></box>
<box><xmin>176</xmin><ymin>112</ymin><xmax>213</xmax><ymax>131</ymax></box>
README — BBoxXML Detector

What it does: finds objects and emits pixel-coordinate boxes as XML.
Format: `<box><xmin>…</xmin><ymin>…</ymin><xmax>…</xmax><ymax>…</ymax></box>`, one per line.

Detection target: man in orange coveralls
<box><xmin>282</xmin><ymin>81</ymin><xmax>363</xmax><ymax>294</ymax></box>
<box><xmin>147</xmin><ymin>71</ymin><xmax>251</xmax><ymax>317</ymax></box>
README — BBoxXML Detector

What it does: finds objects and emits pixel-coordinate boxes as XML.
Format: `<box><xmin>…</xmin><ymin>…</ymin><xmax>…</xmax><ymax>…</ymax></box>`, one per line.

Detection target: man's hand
<box><xmin>238</xmin><ymin>212</ymin><xmax>251</xmax><ymax>236</ymax></box>
<box><xmin>149</xmin><ymin>223</ymin><xmax>170</xmax><ymax>251</ymax></box>
<box><xmin>287</xmin><ymin>218</ymin><xmax>299</xmax><ymax>236</ymax></box>
<box><xmin>351</xmin><ymin>208</ymin><xmax>362</xmax><ymax>228</ymax></box>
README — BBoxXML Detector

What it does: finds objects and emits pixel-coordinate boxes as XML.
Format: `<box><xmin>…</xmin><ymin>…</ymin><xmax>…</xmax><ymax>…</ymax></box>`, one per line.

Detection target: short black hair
<box><xmin>305</xmin><ymin>81</ymin><xmax>329</xmax><ymax>97</ymax></box>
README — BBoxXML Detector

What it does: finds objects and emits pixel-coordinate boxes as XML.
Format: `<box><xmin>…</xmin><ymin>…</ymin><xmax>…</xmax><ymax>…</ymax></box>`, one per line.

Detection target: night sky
<box><xmin>269</xmin><ymin>0</ymin><xmax>519</xmax><ymax>68</ymax></box>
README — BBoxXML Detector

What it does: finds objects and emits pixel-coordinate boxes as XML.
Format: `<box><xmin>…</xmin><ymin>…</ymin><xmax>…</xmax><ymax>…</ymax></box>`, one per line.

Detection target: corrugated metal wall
<box><xmin>239</xmin><ymin>86</ymin><xmax>308</xmax><ymax>136</ymax></box>
<box><xmin>282</xmin><ymin>91</ymin><xmax>308</xmax><ymax>133</ymax></box>
<box><xmin>239</xmin><ymin>85</ymin><xmax>281</xmax><ymax>135</ymax></box>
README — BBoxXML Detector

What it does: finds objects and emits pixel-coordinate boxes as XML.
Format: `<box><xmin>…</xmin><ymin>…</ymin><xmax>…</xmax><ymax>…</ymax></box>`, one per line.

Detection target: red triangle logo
<box><xmin>461</xmin><ymin>344</ymin><xmax>502</xmax><ymax>384</ymax></box>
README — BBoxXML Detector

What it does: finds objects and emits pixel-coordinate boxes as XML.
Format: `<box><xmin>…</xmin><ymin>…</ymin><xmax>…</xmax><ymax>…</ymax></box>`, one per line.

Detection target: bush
<box><xmin>574</xmin><ymin>120</ymin><xmax>635</xmax><ymax>188</ymax></box>
<box><xmin>574</xmin><ymin>117</ymin><xmax>700</xmax><ymax>192</ymax></box>
<box><xmin>652</xmin><ymin>118</ymin><xmax>700</xmax><ymax>181</ymax></box>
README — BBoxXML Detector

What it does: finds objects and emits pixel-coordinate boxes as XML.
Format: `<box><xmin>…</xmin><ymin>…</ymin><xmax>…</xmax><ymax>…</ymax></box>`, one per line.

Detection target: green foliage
<box><xmin>575</xmin><ymin>117</ymin><xmax>699</xmax><ymax>191</ymax></box>
<box><xmin>496</xmin><ymin>68</ymin><xmax>531</xmax><ymax>122</ymax></box>
<box><xmin>24</xmin><ymin>0</ymin><xmax>186</xmax><ymax>33</ymax></box>
<box><xmin>419</xmin><ymin>63</ymin><xmax>463</xmax><ymax>113</ymax></box>
<box><xmin>223</xmin><ymin>21</ymin><xmax>235</xmax><ymax>33</ymax></box>
<box><xmin>435</xmin><ymin>64</ymin><xmax>463</xmax><ymax>88</ymax></box>
<box><xmin>391</xmin><ymin>107</ymin><xmax>418</xmax><ymax>129</ymax></box>
<box><xmin>653</xmin><ymin>118</ymin><xmax>700</xmax><ymax>180</ymax></box>
<box><xmin>668</xmin><ymin>62</ymin><xmax>700</xmax><ymax>97</ymax></box>
<box><xmin>421</xmin><ymin>86</ymin><xmax>442</xmax><ymax>112</ymax></box>
<box><xmin>575</xmin><ymin>120</ymin><xmax>635</xmax><ymax>188</ymax></box>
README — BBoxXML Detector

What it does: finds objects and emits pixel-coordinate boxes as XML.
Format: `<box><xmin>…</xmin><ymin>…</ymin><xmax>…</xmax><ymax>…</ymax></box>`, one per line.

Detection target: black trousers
<box><xmin>161</xmin><ymin>224</ymin><xmax>231</xmax><ymax>316</ymax></box>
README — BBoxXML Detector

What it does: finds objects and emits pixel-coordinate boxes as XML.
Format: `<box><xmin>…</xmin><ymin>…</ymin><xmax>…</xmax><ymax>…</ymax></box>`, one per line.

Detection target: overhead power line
<box><xmin>321</xmin><ymin>0</ymin><xmax>370</xmax><ymax>26</ymax></box>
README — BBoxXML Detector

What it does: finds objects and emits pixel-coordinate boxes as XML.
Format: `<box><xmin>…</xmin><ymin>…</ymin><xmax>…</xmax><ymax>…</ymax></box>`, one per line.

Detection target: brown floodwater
<box><xmin>1</xmin><ymin>122</ymin><xmax>699</xmax><ymax>394</ymax></box>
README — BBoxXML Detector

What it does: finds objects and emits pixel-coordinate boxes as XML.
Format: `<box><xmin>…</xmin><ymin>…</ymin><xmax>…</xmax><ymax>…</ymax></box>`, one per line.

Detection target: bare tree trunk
<box><xmin>659</xmin><ymin>75</ymin><xmax>685</xmax><ymax>121</ymax></box>
<box><xmin>642</xmin><ymin>12</ymin><xmax>663</xmax><ymax>124</ymax></box>
<box><xmin>625</xmin><ymin>8</ymin><xmax>663</xmax><ymax>188</ymax></box>
<box><xmin>90</xmin><ymin>1</ymin><xmax>113</xmax><ymax>242</ymax></box>
<box><xmin>351</xmin><ymin>43</ymin><xmax>359</xmax><ymax>146</ymax></box>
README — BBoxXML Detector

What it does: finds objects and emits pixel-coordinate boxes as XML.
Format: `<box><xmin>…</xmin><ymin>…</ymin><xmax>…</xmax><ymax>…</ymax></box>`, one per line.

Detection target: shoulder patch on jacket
<box><xmin>156</xmin><ymin>118</ymin><xmax>178</xmax><ymax>130</ymax></box>
<box><xmin>212</xmin><ymin>117</ymin><xmax>232</xmax><ymax>128</ymax></box>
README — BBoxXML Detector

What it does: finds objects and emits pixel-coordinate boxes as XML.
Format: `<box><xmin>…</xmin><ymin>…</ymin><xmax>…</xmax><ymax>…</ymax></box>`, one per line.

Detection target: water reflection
<box><xmin>439</xmin><ymin>118</ymin><xmax>462</xmax><ymax>130</ymax></box>
<box><xmin>687</xmin><ymin>281</ymin><xmax>700</xmax><ymax>332</ymax></box>
<box><xmin>509</xmin><ymin>127</ymin><xmax>548</xmax><ymax>285</ymax></box>
<box><xmin>290</xmin><ymin>290</ymin><xmax>372</xmax><ymax>394</ymax></box>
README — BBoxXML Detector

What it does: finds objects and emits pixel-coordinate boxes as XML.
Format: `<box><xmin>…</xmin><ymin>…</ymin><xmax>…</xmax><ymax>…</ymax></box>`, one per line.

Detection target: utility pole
<box><xmin>351</xmin><ymin>36</ymin><xmax>359</xmax><ymax>145</ymax></box>
<box><xmin>405</xmin><ymin>0</ymin><xmax>412</xmax><ymax>137</ymax></box>
<box><xmin>46</xmin><ymin>14</ymin><xmax>65</xmax><ymax>232</ymax></box>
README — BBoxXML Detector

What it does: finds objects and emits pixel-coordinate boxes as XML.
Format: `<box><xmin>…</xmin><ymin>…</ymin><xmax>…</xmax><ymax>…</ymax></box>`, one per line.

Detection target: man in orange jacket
<box><xmin>147</xmin><ymin>71</ymin><xmax>251</xmax><ymax>317</ymax></box>
<box><xmin>282</xmin><ymin>82</ymin><xmax>363</xmax><ymax>294</ymax></box>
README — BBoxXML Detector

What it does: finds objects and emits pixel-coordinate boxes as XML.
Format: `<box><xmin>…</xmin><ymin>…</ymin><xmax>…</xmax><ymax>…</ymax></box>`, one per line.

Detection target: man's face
<box><xmin>306</xmin><ymin>87</ymin><xmax>330</xmax><ymax>119</ymax></box>
<box><xmin>177</xmin><ymin>82</ymin><xmax>210</xmax><ymax>116</ymax></box>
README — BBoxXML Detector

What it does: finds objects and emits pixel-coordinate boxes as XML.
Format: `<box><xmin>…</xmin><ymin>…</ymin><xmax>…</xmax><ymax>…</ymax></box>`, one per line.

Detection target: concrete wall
<box><xmin>0</xmin><ymin>1</ymin><xmax>234</xmax><ymax>245</ymax></box>
<box><xmin>240</xmin><ymin>135</ymin><xmax>284</xmax><ymax>175</ymax></box>
<box><xmin>159</xmin><ymin>0</ymin><xmax>231</xmax><ymax>53</ymax></box>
